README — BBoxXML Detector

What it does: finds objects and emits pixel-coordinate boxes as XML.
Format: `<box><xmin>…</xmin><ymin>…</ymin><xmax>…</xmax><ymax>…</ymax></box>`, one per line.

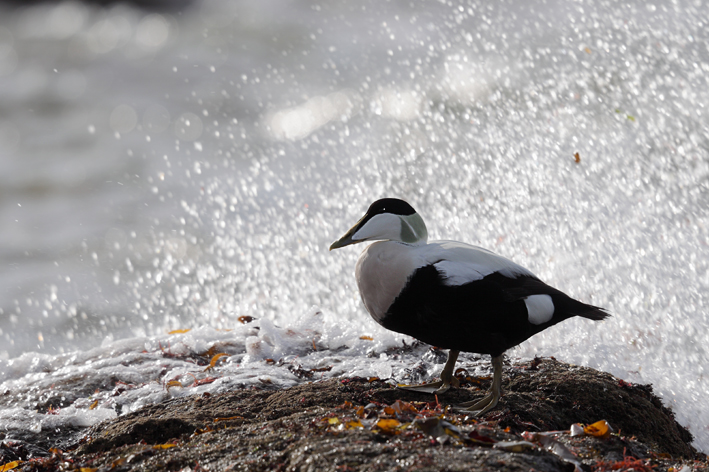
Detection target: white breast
<box><xmin>355</xmin><ymin>241</ymin><xmax>426</xmax><ymax>323</ymax></box>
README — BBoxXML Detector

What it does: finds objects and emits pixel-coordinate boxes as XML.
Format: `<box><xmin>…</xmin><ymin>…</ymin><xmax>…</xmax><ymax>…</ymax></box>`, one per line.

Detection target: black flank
<box><xmin>381</xmin><ymin>266</ymin><xmax>610</xmax><ymax>357</ymax></box>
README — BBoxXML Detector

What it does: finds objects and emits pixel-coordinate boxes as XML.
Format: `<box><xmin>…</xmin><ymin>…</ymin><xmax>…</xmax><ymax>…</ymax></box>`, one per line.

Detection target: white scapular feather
<box><xmin>425</xmin><ymin>241</ymin><xmax>533</xmax><ymax>285</ymax></box>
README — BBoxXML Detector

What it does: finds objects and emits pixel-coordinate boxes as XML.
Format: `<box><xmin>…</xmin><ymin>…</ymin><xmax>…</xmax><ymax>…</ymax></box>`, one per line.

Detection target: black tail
<box><xmin>500</xmin><ymin>274</ymin><xmax>611</xmax><ymax>322</ymax></box>
<box><xmin>575</xmin><ymin>303</ymin><xmax>611</xmax><ymax>321</ymax></box>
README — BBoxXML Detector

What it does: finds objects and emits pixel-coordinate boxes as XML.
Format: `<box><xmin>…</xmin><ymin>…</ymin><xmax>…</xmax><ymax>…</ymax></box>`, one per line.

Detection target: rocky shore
<box><xmin>2</xmin><ymin>357</ymin><xmax>706</xmax><ymax>471</ymax></box>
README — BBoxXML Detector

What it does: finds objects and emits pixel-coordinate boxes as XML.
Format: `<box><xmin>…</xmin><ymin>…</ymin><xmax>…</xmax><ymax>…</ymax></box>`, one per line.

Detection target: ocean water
<box><xmin>1</xmin><ymin>0</ymin><xmax>708</xmax><ymax>453</ymax></box>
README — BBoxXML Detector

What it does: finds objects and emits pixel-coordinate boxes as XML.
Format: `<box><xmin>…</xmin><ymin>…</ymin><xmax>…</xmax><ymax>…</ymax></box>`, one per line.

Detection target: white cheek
<box><xmin>353</xmin><ymin>213</ymin><xmax>401</xmax><ymax>241</ymax></box>
<box><xmin>525</xmin><ymin>294</ymin><xmax>554</xmax><ymax>325</ymax></box>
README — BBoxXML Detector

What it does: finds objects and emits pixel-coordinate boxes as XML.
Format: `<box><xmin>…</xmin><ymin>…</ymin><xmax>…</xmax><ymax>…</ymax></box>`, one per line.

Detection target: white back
<box><xmin>422</xmin><ymin>241</ymin><xmax>534</xmax><ymax>286</ymax></box>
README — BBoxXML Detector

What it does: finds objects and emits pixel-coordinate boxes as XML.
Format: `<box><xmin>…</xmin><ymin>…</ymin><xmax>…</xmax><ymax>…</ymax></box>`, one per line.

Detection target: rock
<box><xmin>7</xmin><ymin>358</ymin><xmax>708</xmax><ymax>471</ymax></box>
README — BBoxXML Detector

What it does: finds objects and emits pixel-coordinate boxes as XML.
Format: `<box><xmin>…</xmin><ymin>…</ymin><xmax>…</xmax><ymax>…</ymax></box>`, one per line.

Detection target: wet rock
<box><xmin>10</xmin><ymin>358</ymin><xmax>709</xmax><ymax>471</ymax></box>
<box><xmin>80</xmin><ymin>417</ymin><xmax>198</xmax><ymax>454</ymax></box>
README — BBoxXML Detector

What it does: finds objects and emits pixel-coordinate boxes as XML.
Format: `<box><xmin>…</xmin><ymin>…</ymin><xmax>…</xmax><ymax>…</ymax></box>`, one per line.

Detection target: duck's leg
<box><xmin>455</xmin><ymin>354</ymin><xmax>503</xmax><ymax>416</ymax></box>
<box><xmin>397</xmin><ymin>349</ymin><xmax>460</xmax><ymax>394</ymax></box>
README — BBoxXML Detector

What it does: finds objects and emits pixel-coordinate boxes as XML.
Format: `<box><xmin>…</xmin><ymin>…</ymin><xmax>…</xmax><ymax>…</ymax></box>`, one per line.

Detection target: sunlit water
<box><xmin>1</xmin><ymin>0</ymin><xmax>708</xmax><ymax>453</ymax></box>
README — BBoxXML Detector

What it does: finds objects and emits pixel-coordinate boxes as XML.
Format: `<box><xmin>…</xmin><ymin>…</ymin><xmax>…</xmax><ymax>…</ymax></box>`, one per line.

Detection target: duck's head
<box><xmin>329</xmin><ymin>198</ymin><xmax>428</xmax><ymax>250</ymax></box>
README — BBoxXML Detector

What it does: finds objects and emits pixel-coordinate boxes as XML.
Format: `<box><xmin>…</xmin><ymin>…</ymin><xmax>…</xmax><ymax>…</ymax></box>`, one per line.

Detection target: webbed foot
<box><xmin>454</xmin><ymin>354</ymin><xmax>503</xmax><ymax>417</ymax></box>
<box><xmin>397</xmin><ymin>349</ymin><xmax>460</xmax><ymax>395</ymax></box>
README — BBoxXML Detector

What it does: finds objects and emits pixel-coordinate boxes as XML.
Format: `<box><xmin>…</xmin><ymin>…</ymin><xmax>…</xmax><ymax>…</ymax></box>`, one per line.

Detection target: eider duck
<box><xmin>330</xmin><ymin>198</ymin><xmax>609</xmax><ymax>416</ymax></box>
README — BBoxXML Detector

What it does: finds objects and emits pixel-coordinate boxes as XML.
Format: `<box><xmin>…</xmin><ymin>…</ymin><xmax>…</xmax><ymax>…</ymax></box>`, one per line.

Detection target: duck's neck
<box><xmin>399</xmin><ymin>213</ymin><xmax>428</xmax><ymax>245</ymax></box>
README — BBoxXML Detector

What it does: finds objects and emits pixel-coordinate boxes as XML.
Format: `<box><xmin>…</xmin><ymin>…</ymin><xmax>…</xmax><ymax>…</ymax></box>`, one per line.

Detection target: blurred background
<box><xmin>1</xmin><ymin>0</ymin><xmax>372</xmax><ymax>356</ymax></box>
<box><xmin>1</xmin><ymin>0</ymin><xmax>708</xmax><ymax>449</ymax></box>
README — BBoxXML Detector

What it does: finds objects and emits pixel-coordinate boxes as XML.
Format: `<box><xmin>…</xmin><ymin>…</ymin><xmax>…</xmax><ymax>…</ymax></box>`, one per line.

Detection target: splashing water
<box><xmin>1</xmin><ymin>0</ymin><xmax>708</xmax><ymax>453</ymax></box>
